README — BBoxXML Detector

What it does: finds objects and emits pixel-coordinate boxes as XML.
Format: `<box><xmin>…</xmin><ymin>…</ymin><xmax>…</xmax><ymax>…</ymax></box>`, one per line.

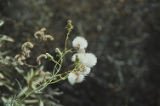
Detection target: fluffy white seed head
<box><xmin>68</xmin><ymin>72</ymin><xmax>77</xmax><ymax>85</ymax></box>
<box><xmin>85</xmin><ymin>53</ymin><xmax>97</xmax><ymax>67</ymax></box>
<box><xmin>80</xmin><ymin>66</ymin><xmax>91</xmax><ymax>76</ymax></box>
<box><xmin>68</xmin><ymin>72</ymin><xmax>85</xmax><ymax>85</ymax></box>
<box><xmin>71</xmin><ymin>53</ymin><xmax>97</xmax><ymax>68</ymax></box>
<box><xmin>72</xmin><ymin>36</ymin><xmax>88</xmax><ymax>50</ymax></box>
<box><xmin>76</xmin><ymin>74</ymin><xmax>85</xmax><ymax>83</ymax></box>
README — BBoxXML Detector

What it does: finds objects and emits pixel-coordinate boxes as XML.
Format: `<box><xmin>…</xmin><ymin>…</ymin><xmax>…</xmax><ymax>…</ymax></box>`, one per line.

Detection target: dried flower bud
<box><xmin>21</xmin><ymin>42</ymin><xmax>34</xmax><ymax>51</ymax></box>
<box><xmin>34</xmin><ymin>28</ymin><xmax>46</xmax><ymax>39</ymax></box>
<box><xmin>37</xmin><ymin>54</ymin><xmax>48</xmax><ymax>65</ymax></box>
<box><xmin>34</xmin><ymin>28</ymin><xmax>54</xmax><ymax>41</ymax></box>
<box><xmin>15</xmin><ymin>54</ymin><xmax>26</xmax><ymax>65</ymax></box>
<box><xmin>21</xmin><ymin>42</ymin><xmax>33</xmax><ymax>58</ymax></box>
<box><xmin>44</xmin><ymin>35</ymin><xmax>54</xmax><ymax>41</ymax></box>
<box><xmin>22</xmin><ymin>50</ymin><xmax>31</xmax><ymax>58</ymax></box>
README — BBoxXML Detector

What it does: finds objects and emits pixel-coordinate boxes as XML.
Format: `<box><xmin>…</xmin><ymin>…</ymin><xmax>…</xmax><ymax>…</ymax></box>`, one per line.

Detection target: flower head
<box><xmin>69</xmin><ymin>36</ymin><xmax>97</xmax><ymax>85</ymax></box>
<box><xmin>80</xmin><ymin>66</ymin><xmax>91</xmax><ymax>76</ymax></box>
<box><xmin>72</xmin><ymin>53</ymin><xmax>97</xmax><ymax>68</ymax></box>
<box><xmin>68</xmin><ymin>72</ymin><xmax>85</xmax><ymax>85</ymax></box>
<box><xmin>72</xmin><ymin>36</ymin><xmax>88</xmax><ymax>50</ymax></box>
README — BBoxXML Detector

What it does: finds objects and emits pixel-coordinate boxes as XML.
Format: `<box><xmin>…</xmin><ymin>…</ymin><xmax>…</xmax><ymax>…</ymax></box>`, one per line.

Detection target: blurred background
<box><xmin>0</xmin><ymin>0</ymin><xmax>160</xmax><ymax>106</ymax></box>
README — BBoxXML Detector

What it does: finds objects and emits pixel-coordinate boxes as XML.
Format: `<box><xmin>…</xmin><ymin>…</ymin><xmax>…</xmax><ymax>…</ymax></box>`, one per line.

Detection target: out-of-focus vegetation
<box><xmin>0</xmin><ymin>20</ymin><xmax>63</xmax><ymax>105</ymax></box>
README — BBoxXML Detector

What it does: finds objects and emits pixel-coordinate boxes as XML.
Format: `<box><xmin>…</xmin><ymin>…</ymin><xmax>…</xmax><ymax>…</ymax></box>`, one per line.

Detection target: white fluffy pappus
<box><xmin>68</xmin><ymin>72</ymin><xmax>77</xmax><ymax>85</ymax></box>
<box><xmin>68</xmin><ymin>72</ymin><xmax>85</xmax><ymax>85</ymax></box>
<box><xmin>71</xmin><ymin>53</ymin><xmax>97</xmax><ymax>68</ymax></box>
<box><xmin>80</xmin><ymin>66</ymin><xmax>91</xmax><ymax>76</ymax></box>
<box><xmin>72</xmin><ymin>36</ymin><xmax>88</xmax><ymax>50</ymax></box>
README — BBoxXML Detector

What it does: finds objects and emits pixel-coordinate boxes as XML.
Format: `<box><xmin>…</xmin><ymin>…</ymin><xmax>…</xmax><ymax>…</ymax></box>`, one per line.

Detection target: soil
<box><xmin>0</xmin><ymin>0</ymin><xmax>160</xmax><ymax>106</ymax></box>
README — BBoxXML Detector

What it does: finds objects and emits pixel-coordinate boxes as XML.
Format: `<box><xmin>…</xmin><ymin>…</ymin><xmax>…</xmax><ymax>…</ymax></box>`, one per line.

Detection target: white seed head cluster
<box><xmin>79</xmin><ymin>66</ymin><xmax>91</xmax><ymax>76</ymax></box>
<box><xmin>71</xmin><ymin>53</ymin><xmax>97</xmax><ymax>68</ymax></box>
<box><xmin>72</xmin><ymin>36</ymin><xmax>88</xmax><ymax>50</ymax></box>
<box><xmin>68</xmin><ymin>36</ymin><xmax>97</xmax><ymax>85</ymax></box>
<box><xmin>68</xmin><ymin>72</ymin><xmax>85</xmax><ymax>85</ymax></box>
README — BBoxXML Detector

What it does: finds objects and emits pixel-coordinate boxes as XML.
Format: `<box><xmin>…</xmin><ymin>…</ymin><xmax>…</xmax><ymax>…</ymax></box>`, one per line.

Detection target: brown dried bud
<box><xmin>34</xmin><ymin>28</ymin><xmax>54</xmax><ymax>41</ymax></box>
<box><xmin>22</xmin><ymin>42</ymin><xmax>33</xmax><ymax>50</ymax></box>
<box><xmin>21</xmin><ymin>42</ymin><xmax>34</xmax><ymax>51</ymax></box>
<box><xmin>21</xmin><ymin>42</ymin><xmax>33</xmax><ymax>58</ymax></box>
<box><xmin>15</xmin><ymin>54</ymin><xmax>26</xmax><ymax>65</ymax></box>
<box><xmin>34</xmin><ymin>28</ymin><xmax>46</xmax><ymax>39</ymax></box>
<box><xmin>37</xmin><ymin>54</ymin><xmax>47</xmax><ymax>65</ymax></box>
<box><xmin>22</xmin><ymin>50</ymin><xmax>31</xmax><ymax>58</ymax></box>
<box><xmin>44</xmin><ymin>35</ymin><xmax>54</xmax><ymax>41</ymax></box>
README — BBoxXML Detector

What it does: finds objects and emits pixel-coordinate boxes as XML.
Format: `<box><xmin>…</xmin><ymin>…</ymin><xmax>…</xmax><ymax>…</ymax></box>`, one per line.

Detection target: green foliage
<box><xmin>0</xmin><ymin>19</ymin><xmax>82</xmax><ymax>106</ymax></box>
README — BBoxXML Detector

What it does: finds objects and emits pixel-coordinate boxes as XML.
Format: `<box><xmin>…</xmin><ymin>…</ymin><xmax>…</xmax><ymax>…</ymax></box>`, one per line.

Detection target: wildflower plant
<box><xmin>0</xmin><ymin>19</ymin><xmax>97</xmax><ymax>106</ymax></box>
<box><xmin>68</xmin><ymin>37</ymin><xmax>97</xmax><ymax>85</ymax></box>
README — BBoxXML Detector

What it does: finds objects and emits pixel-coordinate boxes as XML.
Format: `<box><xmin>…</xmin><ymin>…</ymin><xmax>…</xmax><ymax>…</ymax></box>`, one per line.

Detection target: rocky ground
<box><xmin>0</xmin><ymin>0</ymin><xmax>160</xmax><ymax>106</ymax></box>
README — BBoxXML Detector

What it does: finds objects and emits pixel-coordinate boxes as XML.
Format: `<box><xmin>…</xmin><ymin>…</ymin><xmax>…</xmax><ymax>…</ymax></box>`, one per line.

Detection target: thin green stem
<box><xmin>64</xmin><ymin>20</ymin><xmax>73</xmax><ymax>51</ymax></box>
<box><xmin>64</xmin><ymin>30</ymin><xmax>71</xmax><ymax>51</ymax></box>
